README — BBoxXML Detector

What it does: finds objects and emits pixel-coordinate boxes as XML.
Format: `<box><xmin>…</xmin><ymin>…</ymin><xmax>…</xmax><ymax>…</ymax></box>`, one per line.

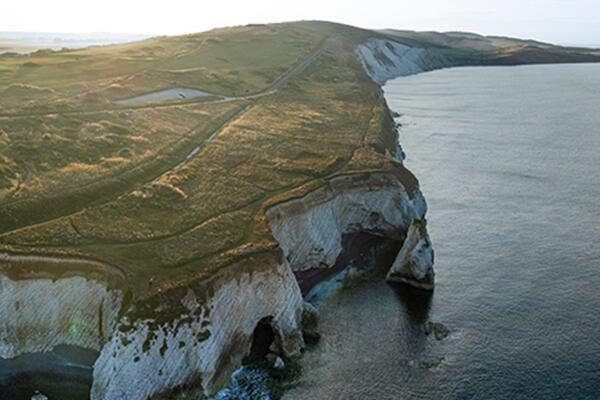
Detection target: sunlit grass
<box><xmin>0</xmin><ymin>22</ymin><xmax>420</xmax><ymax>311</ymax></box>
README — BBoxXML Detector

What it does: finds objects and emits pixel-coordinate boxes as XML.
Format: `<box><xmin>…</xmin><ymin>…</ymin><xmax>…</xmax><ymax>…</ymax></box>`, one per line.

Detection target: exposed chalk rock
<box><xmin>355</xmin><ymin>38</ymin><xmax>454</xmax><ymax>85</ymax></box>
<box><xmin>0</xmin><ymin>275</ymin><xmax>122</xmax><ymax>358</ymax></box>
<box><xmin>273</xmin><ymin>356</ymin><xmax>285</xmax><ymax>369</ymax></box>
<box><xmin>31</xmin><ymin>391</ymin><xmax>48</xmax><ymax>400</ymax></box>
<box><xmin>386</xmin><ymin>219</ymin><xmax>434</xmax><ymax>289</ymax></box>
<box><xmin>91</xmin><ymin>253</ymin><xmax>305</xmax><ymax>400</ymax></box>
<box><xmin>266</xmin><ymin>172</ymin><xmax>428</xmax><ymax>274</ymax></box>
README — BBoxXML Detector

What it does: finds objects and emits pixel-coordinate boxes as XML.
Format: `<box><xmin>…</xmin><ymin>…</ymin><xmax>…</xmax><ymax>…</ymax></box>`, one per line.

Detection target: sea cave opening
<box><xmin>294</xmin><ymin>232</ymin><xmax>405</xmax><ymax>298</ymax></box>
<box><xmin>244</xmin><ymin>316</ymin><xmax>276</xmax><ymax>364</ymax></box>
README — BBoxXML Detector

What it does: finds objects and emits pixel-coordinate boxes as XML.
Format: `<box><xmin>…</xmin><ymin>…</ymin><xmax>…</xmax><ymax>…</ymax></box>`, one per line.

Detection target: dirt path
<box><xmin>150</xmin><ymin>104</ymin><xmax>252</xmax><ymax>184</ymax></box>
<box><xmin>259</xmin><ymin>36</ymin><xmax>335</xmax><ymax>94</ymax></box>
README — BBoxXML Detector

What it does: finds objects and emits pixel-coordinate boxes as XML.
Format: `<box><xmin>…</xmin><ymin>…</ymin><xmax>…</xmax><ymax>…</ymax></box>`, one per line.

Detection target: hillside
<box><xmin>2</xmin><ymin>18</ymin><xmax>599</xmax><ymax>317</ymax></box>
<box><xmin>1</xmin><ymin>21</ymin><xmax>599</xmax><ymax>398</ymax></box>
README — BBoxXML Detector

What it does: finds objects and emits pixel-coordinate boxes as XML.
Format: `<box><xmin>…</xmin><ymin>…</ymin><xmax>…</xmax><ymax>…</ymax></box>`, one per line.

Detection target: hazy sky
<box><xmin>2</xmin><ymin>0</ymin><xmax>599</xmax><ymax>45</ymax></box>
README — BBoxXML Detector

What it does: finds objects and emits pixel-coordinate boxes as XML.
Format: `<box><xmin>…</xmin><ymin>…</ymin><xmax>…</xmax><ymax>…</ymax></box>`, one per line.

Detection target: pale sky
<box><xmin>2</xmin><ymin>0</ymin><xmax>599</xmax><ymax>46</ymax></box>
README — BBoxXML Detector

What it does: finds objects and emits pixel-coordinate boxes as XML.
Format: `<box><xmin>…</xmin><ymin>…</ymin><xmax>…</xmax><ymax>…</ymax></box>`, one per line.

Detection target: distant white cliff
<box><xmin>355</xmin><ymin>38</ymin><xmax>453</xmax><ymax>84</ymax></box>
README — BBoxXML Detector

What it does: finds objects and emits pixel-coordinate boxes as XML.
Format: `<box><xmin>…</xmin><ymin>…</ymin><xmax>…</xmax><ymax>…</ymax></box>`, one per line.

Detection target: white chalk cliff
<box><xmin>0</xmin><ymin>253</ymin><xmax>124</xmax><ymax>359</ymax></box>
<box><xmin>386</xmin><ymin>220</ymin><xmax>435</xmax><ymax>289</ymax></box>
<box><xmin>92</xmin><ymin>253</ymin><xmax>305</xmax><ymax>399</ymax></box>
<box><xmin>0</xmin><ymin>275</ymin><xmax>122</xmax><ymax>358</ymax></box>
<box><xmin>266</xmin><ymin>172</ymin><xmax>427</xmax><ymax>270</ymax></box>
<box><xmin>0</xmin><ymin>36</ymin><xmax>438</xmax><ymax>399</ymax></box>
<box><xmin>355</xmin><ymin>38</ymin><xmax>453</xmax><ymax>85</ymax></box>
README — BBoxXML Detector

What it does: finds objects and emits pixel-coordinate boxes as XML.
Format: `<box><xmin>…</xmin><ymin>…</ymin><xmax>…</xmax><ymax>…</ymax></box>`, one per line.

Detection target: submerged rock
<box><xmin>273</xmin><ymin>356</ymin><xmax>285</xmax><ymax>370</ymax></box>
<box><xmin>419</xmin><ymin>358</ymin><xmax>444</xmax><ymax>369</ymax></box>
<box><xmin>405</xmin><ymin>357</ymin><xmax>444</xmax><ymax>369</ymax></box>
<box><xmin>386</xmin><ymin>219</ymin><xmax>434</xmax><ymax>289</ymax></box>
<box><xmin>301</xmin><ymin>301</ymin><xmax>320</xmax><ymax>342</ymax></box>
<box><xmin>31</xmin><ymin>391</ymin><xmax>48</xmax><ymax>400</ymax></box>
<box><xmin>424</xmin><ymin>321</ymin><xmax>449</xmax><ymax>340</ymax></box>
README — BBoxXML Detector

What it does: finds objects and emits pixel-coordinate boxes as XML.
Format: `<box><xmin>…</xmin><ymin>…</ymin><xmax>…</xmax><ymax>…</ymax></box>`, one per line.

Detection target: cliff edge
<box><xmin>0</xmin><ymin>21</ymin><xmax>518</xmax><ymax>399</ymax></box>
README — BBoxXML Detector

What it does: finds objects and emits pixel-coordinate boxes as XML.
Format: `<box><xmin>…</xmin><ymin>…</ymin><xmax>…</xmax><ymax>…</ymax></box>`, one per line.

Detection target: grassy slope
<box><xmin>0</xmin><ymin>21</ymin><xmax>406</xmax><ymax>306</ymax></box>
<box><xmin>1</xmin><ymin>21</ymin><xmax>598</xmax><ymax>316</ymax></box>
<box><xmin>0</xmin><ymin>22</ymin><xmax>332</xmax><ymax>232</ymax></box>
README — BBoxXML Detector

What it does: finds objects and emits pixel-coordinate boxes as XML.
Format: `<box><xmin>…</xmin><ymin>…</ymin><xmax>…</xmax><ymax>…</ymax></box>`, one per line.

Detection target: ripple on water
<box><xmin>285</xmin><ymin>64</ymin><xmax>600</xmax><ymax>400</ymax></box>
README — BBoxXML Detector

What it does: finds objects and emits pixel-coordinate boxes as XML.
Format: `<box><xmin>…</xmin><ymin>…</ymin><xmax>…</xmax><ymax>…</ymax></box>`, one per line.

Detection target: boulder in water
<box><xmin>31</xmin><ymin>391</ymin><xmax>48</xmax><ymax>400</ymax></box>
<box><xmin>273</xmin><ymin>356</ymin><xmax>285</xmax><ymax>370</ymax></box>
<box><xmin>424</xmin><ymin>321</ymin><xmax>449</xmax><ymax>340</ymax></box>
<box><xmin>301</xmin><ymin>301</ymin><xmax>320</xmax><ymax>342</ymax></box>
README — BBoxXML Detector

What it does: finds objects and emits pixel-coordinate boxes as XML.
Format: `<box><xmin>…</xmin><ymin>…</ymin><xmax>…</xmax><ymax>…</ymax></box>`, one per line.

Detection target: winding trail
<box><xmin>149</xmin><ymin>104</ymin><xmax>252</xmax><ymax>184</ymax></box>
<box><xmin>258</xmin><ymin>35</ymin><xmax>335</xmax><ymax>94</ymax></box>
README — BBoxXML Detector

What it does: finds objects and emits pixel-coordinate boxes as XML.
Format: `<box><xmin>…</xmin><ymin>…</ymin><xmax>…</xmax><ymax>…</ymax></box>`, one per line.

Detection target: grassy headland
<box><xmin>1</xmin><ymin>21</ymin><xmax>598</xmax><ymax>317</ymax></box>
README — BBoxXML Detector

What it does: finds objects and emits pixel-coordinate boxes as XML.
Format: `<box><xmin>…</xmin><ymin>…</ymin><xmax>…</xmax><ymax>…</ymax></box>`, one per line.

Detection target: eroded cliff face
<box><xmin>266</xmin><ymin>172</ymin><xmax>434</xmax><ymax>288</ymax></box>
<box><xmin>1</xmin><ymin>252</ymin><xmax>307</xmax><ymax>400</ymax></box>
<box><xmin>91</xmin><ymin>253</ymin><xmax>305</xmax><ymax>400</ymax></box>
<box><xmin>355</xmin><ymin>38</ymin><xmax>454</xmax><ymax>85</ymax></box>
<box><xmin>0</xmin><ymin>274</ymin><xmax>122</xmax><ymax>359</ymax></box>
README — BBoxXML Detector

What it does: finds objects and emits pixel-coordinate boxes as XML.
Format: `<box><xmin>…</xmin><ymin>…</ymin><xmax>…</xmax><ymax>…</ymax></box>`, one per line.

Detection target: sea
<box><xmin>283</xmin><ymin>63</ymin><xmax>600</xmax><ymax>400</ymax></box>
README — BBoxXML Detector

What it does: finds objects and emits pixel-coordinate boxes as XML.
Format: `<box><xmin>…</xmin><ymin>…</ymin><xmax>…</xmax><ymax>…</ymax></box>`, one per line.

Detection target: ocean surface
<box><xmin>0</xmin><ymin>345</ymin><xmax>96</xmax><ymax>399</ymax></box>
<box><xmin>284</xmin><ymin>63</ymin><xmax>600</xmax><ymax>400</ymax></box>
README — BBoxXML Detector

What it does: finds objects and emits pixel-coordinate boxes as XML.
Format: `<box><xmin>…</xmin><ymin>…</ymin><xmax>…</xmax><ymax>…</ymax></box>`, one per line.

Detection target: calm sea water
<box><xmin>284</xmin><ymin>63</ymin><xmax>600</xmax><ymax>400</ymax></box>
